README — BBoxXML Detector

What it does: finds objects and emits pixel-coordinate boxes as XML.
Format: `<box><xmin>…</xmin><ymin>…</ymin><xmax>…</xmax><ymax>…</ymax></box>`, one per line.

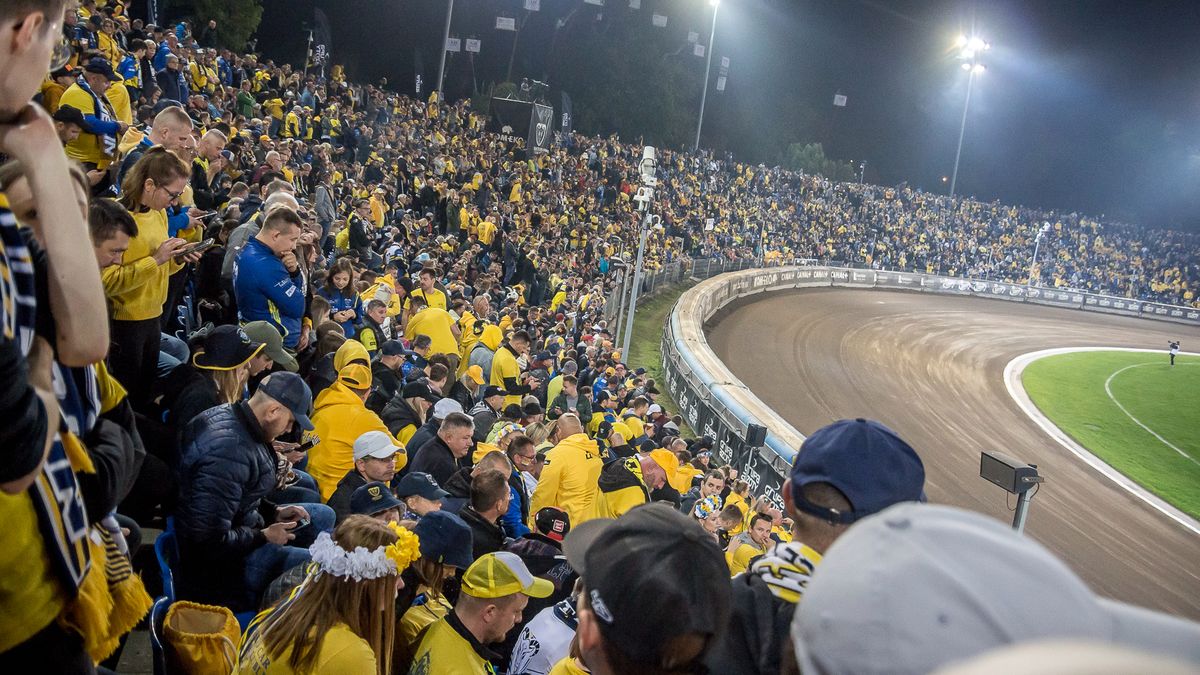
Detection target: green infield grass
<box><xmin>1021</xmin><ymin>350</ymin><xmax>1200</xmax><ymax>519</ymax></box>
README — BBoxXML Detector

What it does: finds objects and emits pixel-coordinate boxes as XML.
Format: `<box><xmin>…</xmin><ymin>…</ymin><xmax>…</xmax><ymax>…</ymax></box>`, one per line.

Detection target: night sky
<box><xmin>256</xmin><ymin>0</ymin><xmax>1200</xmax><ymax>231</ymax></box>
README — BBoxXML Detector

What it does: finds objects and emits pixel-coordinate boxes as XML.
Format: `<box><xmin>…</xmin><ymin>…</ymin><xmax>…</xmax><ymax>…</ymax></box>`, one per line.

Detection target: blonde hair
<box><xmin>205</xmin><ymin>365</ymin><xmax>248</xmax><ymax>404</ymax></box>
<box><xmin>257</xmin><ymin>516</ymin><xmax>399</xmax><ymax>675</ymax></box>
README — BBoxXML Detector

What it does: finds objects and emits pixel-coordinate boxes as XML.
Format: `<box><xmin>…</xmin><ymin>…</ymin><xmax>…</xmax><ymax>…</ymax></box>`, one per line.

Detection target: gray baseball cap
<box><xmin>790</xmin><ymin>503</ymin><xmax>1200</xmax><ymax>674</ymax></box>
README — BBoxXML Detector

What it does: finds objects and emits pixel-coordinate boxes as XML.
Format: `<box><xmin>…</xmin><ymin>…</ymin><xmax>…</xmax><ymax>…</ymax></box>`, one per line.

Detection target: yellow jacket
<box><xmin>106</xmin><ymin>79</ymin><xmax>132</xmax><ymax>124</ymax></box>
<box><xmin>102</xmin><ymin>208</ymin><xmax>184</xmax><ymax>321</ymax></box>
<box><xmin>672</xmin><ymin>464</ymin><xmax>702</xmax><ymax>494</ymax></box>
<box><xmin>490</xmin><ymin>344</ymin><xmax>523</xmax><ymax>408</ymax></box>
<box><xmin>528</xmin><ymin>433</ymin><xmax>603</xmax><ymax>528</ymax></box>
<box><xmin>306</xmin><ymin>381</ymin><xmax>406</xmax><ymax>500</ymax></box>
<box><xmin>410</xmin><ymin>616</ymin><xmax>493</xmax><ymax>675</ymax></box>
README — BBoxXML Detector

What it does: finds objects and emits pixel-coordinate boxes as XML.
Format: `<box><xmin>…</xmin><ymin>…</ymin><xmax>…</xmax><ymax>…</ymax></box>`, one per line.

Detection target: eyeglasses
<box><xmin>158</xmin><ymin>185</ymin><xmax>185</xmax><ymax>202</ymax></box>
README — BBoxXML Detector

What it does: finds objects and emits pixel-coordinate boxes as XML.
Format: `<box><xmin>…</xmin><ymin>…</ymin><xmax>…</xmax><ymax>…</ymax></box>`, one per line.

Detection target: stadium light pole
<box><xmin>948</xmin><ymin>35</ymin><xmax>989</xmax><ymax>201</ymax></box>
<box><xmin>436</xmin><ymin>0</ymin><xmax>454</xmax><ymax>97</ymax></box>
<box><xmin>1028</xmin><ymin>222</ymin><xmax>1051</xmax><ymax>286</ymax></box>
<box><xmin>693</xmin><ymin>0</ymin><xmax>720</xmax><ymax>153</ymax></box>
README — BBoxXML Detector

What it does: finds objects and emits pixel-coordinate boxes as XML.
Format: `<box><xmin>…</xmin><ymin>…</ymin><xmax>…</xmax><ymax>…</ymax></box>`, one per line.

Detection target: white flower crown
<box><xmin>307</xmin><ymin>525</ymin><xmax>421</xmax><ymax>581</ymax></box>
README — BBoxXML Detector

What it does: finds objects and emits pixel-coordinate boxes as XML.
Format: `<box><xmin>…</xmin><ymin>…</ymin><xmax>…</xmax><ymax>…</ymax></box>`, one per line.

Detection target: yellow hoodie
<box><xmin>528</xmin><ymin>433</ymin><xmax>603</xmax><ymax>528</ymax></box>
<box><xmin>306</xmin><ymin>380</ymin><xmax>405</xmax><ymax>501</ymax></box>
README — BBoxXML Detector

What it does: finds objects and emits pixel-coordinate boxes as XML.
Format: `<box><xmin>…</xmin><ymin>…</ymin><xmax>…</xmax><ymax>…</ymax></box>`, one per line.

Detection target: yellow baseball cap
<box><xmin>337</xmin><ymin>363</ymin><xmax>372</xmax><ymax>389</ymax></box>
<box><xmin>462</xmin><ymin>551</ymin><xmax>553</xmax><ymax>599</ymax></box>
<box><xmin>649</xmin><ymin>449</ymin><xmax>679</xmax><ymax>482</ymax></box>
<box><xmin>466</xmin><ymin>364</ymin><xmax>486</xmax><ymax>385</ymax></box>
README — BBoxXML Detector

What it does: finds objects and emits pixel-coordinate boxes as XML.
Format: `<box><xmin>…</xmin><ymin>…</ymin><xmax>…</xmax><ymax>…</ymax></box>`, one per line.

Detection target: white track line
<box><xmin>1004</xmin><ymin>347</ymin><xmax>1200</xmax><ymax>536</ymax></box>
<box><xmin>1104</xmin><ymin>363</ymin><xmax>1199</xmax><ymax>466</ymax></box>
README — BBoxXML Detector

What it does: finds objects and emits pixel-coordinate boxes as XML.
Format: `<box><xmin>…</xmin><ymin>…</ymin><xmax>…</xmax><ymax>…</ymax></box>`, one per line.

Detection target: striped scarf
<box><xmin>76</xmin><ymin>77</ymin><xmax>118</xmax><ymax>158</ymax></box>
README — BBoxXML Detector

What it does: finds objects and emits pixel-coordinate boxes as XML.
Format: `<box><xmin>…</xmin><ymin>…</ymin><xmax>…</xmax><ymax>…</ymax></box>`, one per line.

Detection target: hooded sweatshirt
<box><xmin>528</xmin><ymin>433</ymin><xmax>603</xmax><ymax>528</ymax></box>
<box><xmin>468</xmin><ymin>324</ymin><xmax>502</xmax><ymax>381</ymax></box>
<box><xmin>307</xmin><ymin>380</ymin><xmax>405</xmax><ymax>500</ymax></box>
<box><xmin>591</xmin><ymin>456</ymin><xmax>649</xmax><ymax>520</ymax></box>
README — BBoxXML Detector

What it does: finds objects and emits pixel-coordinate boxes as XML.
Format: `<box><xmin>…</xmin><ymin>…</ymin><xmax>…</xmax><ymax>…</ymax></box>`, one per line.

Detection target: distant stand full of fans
<box><xmin>0</xmin><ymin>1</ymin><xmax>1197</xmax><ymax>674</ymax></box>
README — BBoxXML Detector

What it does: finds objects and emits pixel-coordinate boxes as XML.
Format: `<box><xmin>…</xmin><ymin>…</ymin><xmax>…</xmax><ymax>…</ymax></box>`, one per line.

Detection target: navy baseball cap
<box><xmin>790</xmin><ymin>418</ymin><xmax>925</xmax><ymax>524</ymax></box>
<box><xmin>350</xmin><ymin>481</ymin><xmax>403</xmax><ymax>517</ymax></box>
<box><xmin>413</xmin><ymin>511</ymin><xmax>473</xmax><ymax>569</ymax></box>
<box><xmin>257</xmin><ymin>372</ymin><xmax>314</xmax><ymax>431</ymax></box>
<box><xmin>380</xmin><ymin>340</ymin><xmax>407</xmax><ymax>357</ymax></box>
<box><xmin>482</xmin><ymin>385</ymin><xmax>507</xmax><ymax>399</ymax></box>
<box><xmin>84</xmin><ymin>57</ymin><xmax>118</xmax><ymax>81</ymax></box>
<box><xmin>396</xmin><ymin>471</ymin><xmax>449</xmax><ymax>500</ymax></box>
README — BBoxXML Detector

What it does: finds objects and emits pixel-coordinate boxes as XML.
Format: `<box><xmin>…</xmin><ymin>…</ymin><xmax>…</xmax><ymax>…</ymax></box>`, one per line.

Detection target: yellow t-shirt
<box><xmin>405</xmin><ymin>307</ymin><xmax>458</xmax><ymax>357</ymax></box>
<box><xmin>548</xmin><ymin>657</ymin><xmax>589</xmax><ymax>675</ymax></box>
<box><xmin>0</xmin><ymin>491</ymin><xmax>65</xmax><ymax>653</ymax></box>
<box><xmin>235</xmin><ymin>622</ymin><xmax>376</xmax><ymax>674</ymax></box>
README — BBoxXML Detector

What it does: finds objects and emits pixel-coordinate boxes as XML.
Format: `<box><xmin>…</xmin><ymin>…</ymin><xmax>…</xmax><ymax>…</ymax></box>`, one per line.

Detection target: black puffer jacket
<box><xmin>381</xmin><ymin>394</ymin><xmax>422</xmax><ymax>439</ymax></box>
<box><xmin>175</xmin><ymin>402</ymin><xmax>277</xmax><ymax>609</ymax></box>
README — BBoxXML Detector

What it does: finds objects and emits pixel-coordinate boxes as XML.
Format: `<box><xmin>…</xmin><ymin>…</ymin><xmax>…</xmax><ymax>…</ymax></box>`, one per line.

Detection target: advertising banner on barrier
<box><xmin>1025</xmin><ymin>286</ymin><xmax>1083</xmax><ymax>309</ymax></box>
<box><xmin>873</xmin><ymin>270</ymin><xmax>922</xmax><ymax>289</ymax></box>
<box><xmin>979</xmin><ymin>280</ymin><xmax>1026</xmax><ymax>303</ymax></box>
<box><xmin>1082</xmin><ymin>293</ymin><xmax>1141</xmax><ymax>317</ymax></box>
<box><xmin>1139</xmin><ymin>301</ymin><xmax>1200</xmax><ymax>325</ymax></box>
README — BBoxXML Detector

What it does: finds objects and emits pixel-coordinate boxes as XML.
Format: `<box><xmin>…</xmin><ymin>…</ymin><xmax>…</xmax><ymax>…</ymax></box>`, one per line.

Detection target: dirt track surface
<box><xmin>706</xmin><ymin>288</ymin><xmax>1200</xmax><ymax>619</ymax></box>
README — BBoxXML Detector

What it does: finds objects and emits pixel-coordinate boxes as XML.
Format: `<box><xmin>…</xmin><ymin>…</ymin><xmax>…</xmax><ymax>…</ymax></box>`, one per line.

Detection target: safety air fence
<box><xmin>661</xmin><ymin>265</ymin><xmax>1200</xmax><ymax>509</ymax></box>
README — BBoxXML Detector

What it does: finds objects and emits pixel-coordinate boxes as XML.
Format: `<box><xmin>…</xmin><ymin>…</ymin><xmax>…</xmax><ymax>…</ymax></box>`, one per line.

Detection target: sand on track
<box><xmin>706</xmin><ymin>287</ymin><xmax>1200</xmax><ymax>618</ymax></box>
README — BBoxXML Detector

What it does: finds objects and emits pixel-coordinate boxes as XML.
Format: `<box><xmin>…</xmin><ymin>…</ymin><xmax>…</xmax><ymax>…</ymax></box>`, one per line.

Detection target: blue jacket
<box><xmin>175</xmin><ymin>402</ymin><xmax>277</xmax><ymax>608</ymax></box>
<box><xmin>317</xmin><ymin>287</ymin><xmax>363</xmax><ymax>338</ymax></box>
<box><xmin>234</xmin><ymin>237</ymin><xmax>306</xmax><ymax>348</ymax></box>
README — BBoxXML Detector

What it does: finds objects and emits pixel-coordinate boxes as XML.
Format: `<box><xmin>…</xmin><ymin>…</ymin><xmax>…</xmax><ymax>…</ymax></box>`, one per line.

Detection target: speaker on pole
<box><xmin>745</xmin><ymin>423</ymin><xmax>767</xmax><ymax>448</ymax></box>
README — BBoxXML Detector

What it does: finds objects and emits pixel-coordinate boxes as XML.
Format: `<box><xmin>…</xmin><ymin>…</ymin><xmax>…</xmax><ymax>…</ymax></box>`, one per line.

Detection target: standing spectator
<box><xmin>725</xmin><ymin>512</ymin><xmax>774</xmax><ymax>576</ymax></box>
<box><xmin>590</xmin><ymin>449</ymin><xmax>674</xmax><ymax>520</ymax></box>
<box><xmin>155</xmin><ymin>53</ymin><xmax>188</xmax><ymax>103</ymax></box>
<box><xmin>528</xmin><ymin>414</ymin><xmax>603</xmax><ymax>528</ymax></box>
<box><xmin>705</xmin><ymin>418</ymin><xmax>926</xmax><ymax>675</ymax></box>
<box><xmin>404</xmin><ymin>294</ymin><xmax>460</xmax><ymax>362</ymax></box>
<box><xmin>562</xmin><ymin>502</ymin><xmax>732</xmax><ymax>675</ymax></box>
<box><xmin>447</xmin><ymin>364</ymin><xmax>485</xmax><ymax>411</ymax></box>
<box><xmin>407</xmin><ymin>398</ymin><xmax>465</xmax><ymax>460</ymax></box>
<box><xmin>59</xmin><ymin>57</ymin><xmax>127</xmax><ymax>178</ymax></box>
<box><xmin>491</xmin><ymin>329</ymin><xmax>538</xmax><ymax>408</ymax></box>
<box><xmin>326</xmin><ymin>430</ymin><xmax>402</xmax><ymax>524</ymax></box>
<box><xmin>409</xmin><ymin>552</ymin><xmax>553</xmax><ymax>673</ymax></box>
<box><xmin>233</xmin><ymin>206</ymin><xmax>307</xmax><ymax>349</ymax></box>
<box><xmin>234</xmin><ymin>516</ymin><xmax>420</xmax><ymax>675</ymax></box>
<box><xmin>106</xmin><ymin>147</ymin><xmax>200</xmax><ymax>407</ymax></box>
<box><xmin>365</xmin><ymin>340</ymin><xmax>407</xmax><ymax>413</ymax></box>
<box><xmin>381</xmin><ymin>379</ymin><xmax>438</xmax><ymax>445</ymax></box>
<box><xmin>175</xmin><ymin>372</ymin><xmax>333</xmax><ymax>610</ymax></box>
<box><xmin>396</xmin><ymin>511</ymin><xmax>474</xmax><ymax>667</ymax></box>
<box><xmin>469</xmin><ymin>384</ymin><xmax>506</xmax><ymax>442</ymax></box>
<box><xmin>408</xmin><ymin>410</ymin><xmax>475</xmax><ymax>486</ymax></box>
<box><xmin>547</xmin><ymin>374</ymin><xmax>591</xmax><ymax>426</ymax></box>
<box><xmin>308</xmin><ymin>363</ymin><xmax>405</xmax><ymax>500</ymax></box>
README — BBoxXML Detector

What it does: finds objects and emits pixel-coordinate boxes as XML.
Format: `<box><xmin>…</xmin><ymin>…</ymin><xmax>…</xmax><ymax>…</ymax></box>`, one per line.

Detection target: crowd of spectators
<box><xmin>0</xmin><ymin>1</ymin><xmax>1198</xmax><ymax>674</ymax></box>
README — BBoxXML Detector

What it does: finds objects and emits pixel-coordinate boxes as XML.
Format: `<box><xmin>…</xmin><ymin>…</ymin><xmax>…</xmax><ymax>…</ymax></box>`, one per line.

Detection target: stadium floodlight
<box><xmin>693</xmin><ymin>0</ymin><xmax>720</xmax><ymax>152</ymax></box>
<box><xmin>948</xmin><ymin>34</ymin><xmax>990</xmax><ymax>201</ymax></box>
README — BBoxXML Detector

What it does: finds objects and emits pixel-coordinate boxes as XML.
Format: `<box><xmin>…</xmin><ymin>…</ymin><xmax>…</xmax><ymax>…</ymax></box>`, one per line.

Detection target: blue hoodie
<box><xmin>233</xmin><ymin>238</ymin><xmax>306</xmax><ymax>347</ymax></box>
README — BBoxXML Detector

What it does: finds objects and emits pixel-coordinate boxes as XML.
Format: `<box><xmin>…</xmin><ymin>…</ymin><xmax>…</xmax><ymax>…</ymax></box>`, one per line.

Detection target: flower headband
<box><xmin>308</xmin><ymin>523</ymin><xmax>421</xmax><ymax>581</ymax></box>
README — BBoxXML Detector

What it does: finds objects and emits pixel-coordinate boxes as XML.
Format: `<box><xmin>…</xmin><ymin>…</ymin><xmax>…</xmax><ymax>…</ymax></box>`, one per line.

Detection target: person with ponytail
<box><xmin>236</xmin><ymin>515</ymin><xmax>421</xmax><ymax>675</ymax></box>
<box><xmin>104</xmin><ymin>145</ymin><xmax>202</xmax><ymax>409</ymax></box>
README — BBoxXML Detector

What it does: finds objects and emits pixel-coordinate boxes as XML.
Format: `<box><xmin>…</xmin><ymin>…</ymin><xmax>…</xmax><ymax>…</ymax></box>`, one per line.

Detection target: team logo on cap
<box><xmin>368</xmin><ymin>485</ymin><xmax>382</xmax><ymax>499</ymax></box>
<box><xmin>551</xmin><ymin>521</ymin><xmax>565</xmax><ymax>534</ymax></box>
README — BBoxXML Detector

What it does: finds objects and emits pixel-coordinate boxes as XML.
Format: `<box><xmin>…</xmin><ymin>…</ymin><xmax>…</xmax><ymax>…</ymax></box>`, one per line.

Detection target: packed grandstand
<box><xmin>0</xmin><ymin>1</ymin><xmax>1198</xmax><ymax>674</ymax></box>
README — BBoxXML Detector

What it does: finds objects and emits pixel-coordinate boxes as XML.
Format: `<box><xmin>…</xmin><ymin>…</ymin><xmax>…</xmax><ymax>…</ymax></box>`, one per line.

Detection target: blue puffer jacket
<box><xmin>234</xmin><ymin>237</ymin><xmax>306</xmax><ymax>348</ymax></box>
<box><xmin>175</xmin><ymin>402</ymin><xmax>278</xmax><ymax>609</ymax></box>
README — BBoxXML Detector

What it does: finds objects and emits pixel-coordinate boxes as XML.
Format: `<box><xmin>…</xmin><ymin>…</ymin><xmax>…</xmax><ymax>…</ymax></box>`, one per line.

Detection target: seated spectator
<box><xmin>308</xmin><ymin>362</ymin><xmax>405</xmax><ymax>500</ymax></box>
<box><xmin>395</xmin><ymin>511</ymin><xmax>474</xmax><ymax>667</ymax></box>
<box><xmin>563</xmin><ymin>502</ymin><xmax>732</xmax><ymax>675</ymax></box>
<box><xmin>460</xmin><ymin>468</ymin><xmax>512</xmax><ymax>561</ymax></box>
<box><xmin>447</xmin><ymin>363</ymin><xmax>485</xmax><ymax>412</ymax></box>
<box><xmin>234</xmin><ymin>515</ymin><xmax>420</xmax><ymax>674</ymax></box>
<box><xmin>788</xmin><ymin>502</ymin><xmax>1200</xmax><ymax>674</ymax></box>
<box><xmin>157</xmin><ymin>324</ymin><xmax>264</xmax><ymax>437</ymax></box>
<box><xmin>242</xmin><ymin>320</ymin><xmax>299</xmax><ymax>373</ymax></box>
<box><xmin>707</xmin><ymin>417</ymin><xmax>926</xmax><ymax>675</ymax></box>
<box><xmin>547</xmin><ymin>374</ymin><xmax>592</xmax><ymax>425</ymax></box>
<box><xmin>381</xmin><ymin>379</ymin><xmax>438</xmax><ymax>445</ymax></box>
<box><xmin>406</xmin><ymin>397</ymin><xmax>464</xmax><ymax>459</ymax></box>
<box><xmin>590</xmin><ymin>448</ymin><xmax>674</xmax><ymax>519</ymax></box>
<box><xmin>725</xmin><ymin>512</ymin><xmax>774</xmax><ymax>576</ymax></box>
<box><xmin>349</xmin><ymin>481</ymin><xmax>404</xmax><ymax>522</ymax></box>
<box><xmin>407</xmin><ymin>410</ymin><xmax>475</xmax><ymax>486</ymax></box>
<box><xmin>680</xmin><ymin>469</ymin><xmax>726</xmax><ymax>516</ymax></box>
<box><xmin>326</xmin><ymin>430</ymin><xmax>402</xmax><ymax>524</ymax></box>
<box><xmin>396</xmin><ymin>471</ymin><xmax>449</xmax><ymax>521</ymax></box>
<box><xmin>468</xmin><ymin>384</ymin><xmax>506</xmax><ymax>442</ymax></box>
<box><xmin>175</xmin><ymin>372</ymin><xmax>333</xmax><ymax>610</ymax></box>
<box><xmin>498</xmin><ymin>506</ymin><xmax>577</xmax><ymax>663</ymax></box>
<box><xmin>365</xmin><ymin>339</ymin><xmax>406</xmax><ymax>413</ymax></box>
<box><xmin>409</xmin><ymin>551</ymin><xmax>553</xmax><ymax>674</ymax></box>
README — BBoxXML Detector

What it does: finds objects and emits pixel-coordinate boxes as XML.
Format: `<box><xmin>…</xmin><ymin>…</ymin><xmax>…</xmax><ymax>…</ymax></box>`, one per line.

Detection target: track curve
<box><xmin>706</xmin><ymin>288</ymin><xmax>1200</xmax><ymax>619</ymax></box>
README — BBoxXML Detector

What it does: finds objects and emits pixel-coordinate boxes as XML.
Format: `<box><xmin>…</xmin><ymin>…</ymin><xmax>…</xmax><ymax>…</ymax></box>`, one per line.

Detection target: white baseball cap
<box><xmin>431</xmin><ymin>398</ymin><xmax>464</xmax><ymax>420</ymax></box>
<box><xmin>352</xmin><ymin>430</ymin><xmax>401</xmax><ymax>461</ymax></box>
<box><xmin>790</xmin><ymin>503</ymin><xmax>1200</xmax><ymax>674</ymax></box>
